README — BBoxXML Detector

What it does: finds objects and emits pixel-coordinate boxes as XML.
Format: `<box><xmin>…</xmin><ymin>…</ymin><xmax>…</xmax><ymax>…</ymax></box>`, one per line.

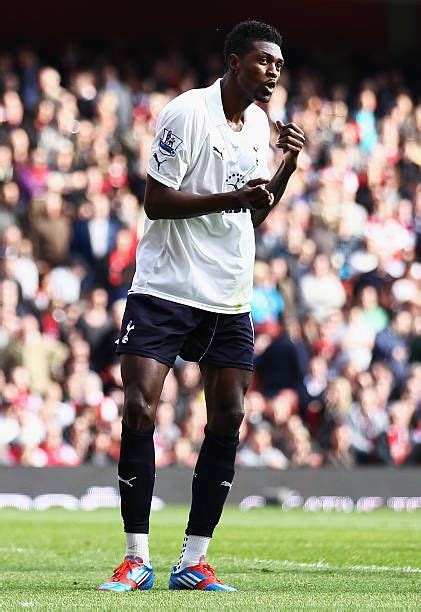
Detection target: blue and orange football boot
<box><xmin>169</xmin><ymin>555</ymin><xmax>237</xmax><ymax>591</ymax></box>
<box><xmin>98</xmin><ymin>555</ymin><xmax>153</xmax><ymax>592</ymax></box>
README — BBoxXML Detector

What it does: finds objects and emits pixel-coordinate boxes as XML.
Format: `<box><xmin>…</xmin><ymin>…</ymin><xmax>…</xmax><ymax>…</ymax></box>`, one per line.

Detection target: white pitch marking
<box><xmin>0</xmin><ymin>547</ymin><xmax>32</xmax><ymax>553</ymax></box>
<box><xmin>226</xmin><ymin>557</ymin><xmax>421</xmax><ymax>574</ymax></box>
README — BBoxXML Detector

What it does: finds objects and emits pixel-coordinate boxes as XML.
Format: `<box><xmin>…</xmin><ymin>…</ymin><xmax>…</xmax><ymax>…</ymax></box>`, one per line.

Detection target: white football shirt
<box><xmin>129</xmin><ymin>78</ymin><xmax>271</xmax><ymax>314</ymax></box>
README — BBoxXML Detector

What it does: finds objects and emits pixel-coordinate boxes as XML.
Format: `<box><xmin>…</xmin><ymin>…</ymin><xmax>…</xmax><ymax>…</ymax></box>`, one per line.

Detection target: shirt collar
<box><xmin>205</xmin><ymin>77</ymin><xmax>253</xmax><ymax>129</ymax></box>
<box><xmin>205</xmin><ymin>78</ymin><xmax>228</xmax><ymax>127</ymax></box>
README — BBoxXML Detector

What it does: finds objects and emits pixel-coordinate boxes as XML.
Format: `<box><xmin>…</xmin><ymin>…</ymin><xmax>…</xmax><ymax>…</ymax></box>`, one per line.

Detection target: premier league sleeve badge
<box><xmin>159</xmin><ymin>127</ymin><xmax>183</xmax><ymax>157</ymax></box>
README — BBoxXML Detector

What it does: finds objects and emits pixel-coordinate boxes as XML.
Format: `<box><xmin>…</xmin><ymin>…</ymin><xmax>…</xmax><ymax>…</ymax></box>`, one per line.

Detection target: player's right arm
<box><xmin>144</xmin><ymin>98</ymin><xmax>272</xmax><ymax>219</ymax></box>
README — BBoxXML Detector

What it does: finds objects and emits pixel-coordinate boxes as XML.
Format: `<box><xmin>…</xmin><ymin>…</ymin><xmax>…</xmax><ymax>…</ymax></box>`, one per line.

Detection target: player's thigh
<box><xmin>121</xmin><ymin>354</ymin><xmax>169</xmax><ymax>411</ymax></box>
<box><xmin>200</xmin><ymin>363</ymin><xmax>252</xmax><ymax>428</ymax></box>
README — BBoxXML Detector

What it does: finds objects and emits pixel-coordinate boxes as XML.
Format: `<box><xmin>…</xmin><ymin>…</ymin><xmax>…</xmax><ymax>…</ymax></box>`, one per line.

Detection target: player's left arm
<box><xmin>251</xmin><ymin>121</ymin><xmax>305</xmax><ymax>228</ymax></box>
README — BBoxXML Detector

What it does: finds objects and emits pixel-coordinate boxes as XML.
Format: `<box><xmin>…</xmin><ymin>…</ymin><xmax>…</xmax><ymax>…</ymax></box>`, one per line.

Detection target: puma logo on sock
<box><xmin>118</xmin><ymin>475</ymin><xmax>137</xmax><ymax>487</ymax></box>
<box><xmin>220</xmin><ymin>481</ymin><xmax>232</xmax><ymax>489</ymax></box>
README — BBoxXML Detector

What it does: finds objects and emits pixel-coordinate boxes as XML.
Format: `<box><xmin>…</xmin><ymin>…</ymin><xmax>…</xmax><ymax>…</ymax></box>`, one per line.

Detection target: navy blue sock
<box><xmin>118</xmin><ymin>423</ymin><xmax>155</xmax><ymax>534</ymax></box>
<box><xmin>186</xmin><ymin>426</ymin><xmax>239</xmax><ymax>537</ymax></box>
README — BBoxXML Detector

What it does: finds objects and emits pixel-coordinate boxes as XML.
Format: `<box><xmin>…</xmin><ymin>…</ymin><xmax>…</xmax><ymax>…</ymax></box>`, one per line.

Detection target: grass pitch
<box><xmin>0</xmin><ymin>506</ymin><xmax>420</xmax><ymax>610</ymax></box>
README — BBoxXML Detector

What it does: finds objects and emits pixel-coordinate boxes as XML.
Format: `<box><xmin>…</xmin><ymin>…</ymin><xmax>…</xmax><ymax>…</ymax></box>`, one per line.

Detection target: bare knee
<box><xmin>209</xmin><ymin>401</ymin><xmax>245</xmax><ymax>437</ymax></box>
<box><xmin>123</xmin><ymin>383</ymin><xmax>156</xmax><ymax>431</ymax></box>
<box><xmin>120</xmin><ymin>355</ymin><xmax>169</xmax><ymax>431</ymax></box>
<box><xmin>225</xmin><ymin>406</ymin><xmax>245</xmax><ymax>435</ymax></box>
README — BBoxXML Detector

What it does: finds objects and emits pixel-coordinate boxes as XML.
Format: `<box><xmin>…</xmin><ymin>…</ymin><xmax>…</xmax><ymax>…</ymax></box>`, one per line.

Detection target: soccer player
<box><xmin>98</xmin><ymin>19</ymin><xmax>305</xmax><ymax>592</ymax></box>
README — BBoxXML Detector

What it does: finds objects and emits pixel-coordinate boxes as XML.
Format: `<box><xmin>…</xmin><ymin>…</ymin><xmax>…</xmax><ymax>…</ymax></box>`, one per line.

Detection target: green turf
<box><xmin>0</xmin><ymin>507</ymin><xmax>420</xmax><ymax>610</ymax></box>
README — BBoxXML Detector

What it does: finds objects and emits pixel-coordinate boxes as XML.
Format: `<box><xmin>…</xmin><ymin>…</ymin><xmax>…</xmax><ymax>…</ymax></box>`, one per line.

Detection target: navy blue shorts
<box><xmin>116</xmin><ymin>294</ymin><xmax>254</xmax><ymax>371</ymax></box>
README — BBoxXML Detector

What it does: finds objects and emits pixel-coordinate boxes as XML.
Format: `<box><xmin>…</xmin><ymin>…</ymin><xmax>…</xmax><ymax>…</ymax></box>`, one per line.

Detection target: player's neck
<box><xmin>220</xmin><ymin>74</ymin><xmax>251</xmax><ymax>129</ymax></box>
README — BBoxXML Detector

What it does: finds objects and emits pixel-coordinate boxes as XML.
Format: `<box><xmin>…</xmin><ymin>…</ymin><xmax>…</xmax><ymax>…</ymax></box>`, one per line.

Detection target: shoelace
<box><xmin>110</xmin><ymin>558</ymin><xmax>138</xmax><ymax>582</ymax></box>
<box><xmin>197</xmin><ymin>562</ymin><xmax>223</xmax><ymax>584</ymax></box>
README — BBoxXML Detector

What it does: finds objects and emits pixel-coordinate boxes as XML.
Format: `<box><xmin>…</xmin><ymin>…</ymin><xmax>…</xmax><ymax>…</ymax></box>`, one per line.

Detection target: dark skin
<box><xmin>123</xmin><ymin>39</ymin><xmax>304</xmax><ymax>436</ymax></box>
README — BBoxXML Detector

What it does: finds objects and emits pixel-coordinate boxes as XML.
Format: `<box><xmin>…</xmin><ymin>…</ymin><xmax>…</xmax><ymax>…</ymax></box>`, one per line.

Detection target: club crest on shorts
<box><xmin>159</xmin><ymin>127</ymin><xmax>183</xmax><ymax>157</ymax></box>
<box><xmin>122</xmin><ymin>320</ymin><xmax>135</xmax><ymax>344</ymax></box>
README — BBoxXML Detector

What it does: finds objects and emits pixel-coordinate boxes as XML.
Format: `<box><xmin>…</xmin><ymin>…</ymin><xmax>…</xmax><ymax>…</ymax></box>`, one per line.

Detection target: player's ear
<box><xmin>228</xmin><ymin>53</ymin><xmax>241</xmax><ymax>75</ymax></box>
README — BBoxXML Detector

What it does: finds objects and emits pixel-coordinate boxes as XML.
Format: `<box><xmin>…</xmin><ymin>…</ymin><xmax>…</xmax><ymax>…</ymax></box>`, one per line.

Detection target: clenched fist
<box><xmin>235</xmin><ymin>177</ymin><xmax>275</xmax><ymax>210</ymax></box>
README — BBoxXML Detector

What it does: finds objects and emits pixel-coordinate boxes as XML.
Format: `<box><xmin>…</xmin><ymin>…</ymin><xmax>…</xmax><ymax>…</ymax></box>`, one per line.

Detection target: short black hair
<box><xmin>224</xmin><ymin>20</ymin><xmax>282</xmax><ymax>66</ymax></box>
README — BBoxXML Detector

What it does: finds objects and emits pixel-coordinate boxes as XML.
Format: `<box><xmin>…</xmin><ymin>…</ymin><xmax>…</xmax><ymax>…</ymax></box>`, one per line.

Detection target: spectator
<box><xmin>387</xmin><ymin>400</ymin><xmax>414</xmax><ymax>465</ymax></box>
<box><xmin>372</xmin><ymin>310</ymin><xmax>413</xmax><ymax>384</ymax></box>
<box><xmin>288</xmin><ymin>422</ymin><xmax>323</xmax><ymax>468</ymax></box>
<box><xmin>0</xmin><ymin>181</ymin><xmax>22</xmax><ymax>237</ymax></box>
<box><xmin>70</xmin><ymin>193</ymin><xmax>120</xmax><ymax>280</ymax></box>
<box><xmin>107</xmin><ymin>227</ymin><xmax>137</xmax><ymax>301</ymax></box>
<box><xmin>174</xmin><ymin>362</ymin><xmax>202</xmax><ymax>420</ymax></box>
<box><xmin>88</xmin><ymin>428</ymin><xmax>117</xmax><ymax>466</ymax></box>
<box><xmin>254</xmin><ymin>325</ymin><xmax>303</xmax><ymax>399</ymax></box>
<box><xmin>359</xmin><ymin>285</ymin><xmax>388</xmax><ymax>334</ymax></box>
<box><xmin>269</xmin><ymin>257</ymin><xmax>296</xmax><ymax>318</ymax></box>
<box><xmin>299</xmin><ymin>254</ymin><xmax>346</xmax><ymax>323</ymax></box>
<box><xmin>29</xmin><ymin>190</ymin><xmax>72</xmax><ymax>266</ymax></box>
<box><xmin>355</xmin><ymin>88</ymin><xmax>378</xmax><ymax>154</ymax></box>
<box><xmin>238</xmin><ymin>423</ymin><xmax>289</xmax><ymax>469</ymax></box>
<box><xmin>347</xmin><ymin>387</ymin><xmax>391</xmax><ymax>464</ymax></box>
<box><xmin>172</xmin><ymin>437</ymin><xmax>198</xmax><ymax>469</ymax></box>
<box><xmin>244</xmin><ymin>390</ymin><xmax>267</xmax><ymax>427</ymax></box>
<box><xmin>339</xmin><ymin>307</ymin><xmax>375</xmax><ymax>373</ymax></box>
<box><xmin>303</xmin><ymin>355</ymin><xmax>328</xmax><ymax>406</ymax></box>
<box><xmin>76</xmin><ymin>288</ymin><xmax>114</xmax><ymax>372</ymax></box>
<box><xmin>40</xmin><ymin>423</ymin><xmax>80</xmax><ymax>466</ymax></box>
<box><xmin>326</xmin><ymin>423</ymin><xmax>355</xmax><ymax>468</ymax></box>
<box><xmin>1</xmin><ymin>314</ymin><xmax>68</xmax><ymax>394</ymax></box>
<box><xmin>154</xmin><ymin>401</ymin><xmax>181</xmax><ymax>468</ymax></box>
<box><xmin>251</xmin><ymin>260</ymin><xmax>284</xmax><ymax>332</ymax></box>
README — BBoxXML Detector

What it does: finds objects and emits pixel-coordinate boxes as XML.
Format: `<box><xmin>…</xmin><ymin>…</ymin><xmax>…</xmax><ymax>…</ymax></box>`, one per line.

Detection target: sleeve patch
<box><xmin>158</xmin><ymin>128</ymin><xmax>183</xmax><ymax>157</ymax></box>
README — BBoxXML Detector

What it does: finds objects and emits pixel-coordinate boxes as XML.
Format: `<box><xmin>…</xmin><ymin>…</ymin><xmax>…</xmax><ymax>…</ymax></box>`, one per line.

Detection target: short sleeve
<box><xmin>147</xmin><ymin>103</ymin><xmax>192</xmax><ymax>190</ymax></box>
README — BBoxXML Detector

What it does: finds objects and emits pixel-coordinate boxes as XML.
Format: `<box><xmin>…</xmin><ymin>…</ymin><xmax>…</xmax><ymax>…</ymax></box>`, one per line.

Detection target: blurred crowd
<box><xmin>0</xmin><ymin>45</ymin><xmax>419</xmax><ymax>469</ymax></box>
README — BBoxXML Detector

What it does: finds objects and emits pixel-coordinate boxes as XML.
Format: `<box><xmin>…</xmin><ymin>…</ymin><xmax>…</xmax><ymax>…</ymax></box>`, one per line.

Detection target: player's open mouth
<box><xmin>262</xmin><ymin>82</ymin><xmax>276</xmax><ymax>95</ymax></box>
